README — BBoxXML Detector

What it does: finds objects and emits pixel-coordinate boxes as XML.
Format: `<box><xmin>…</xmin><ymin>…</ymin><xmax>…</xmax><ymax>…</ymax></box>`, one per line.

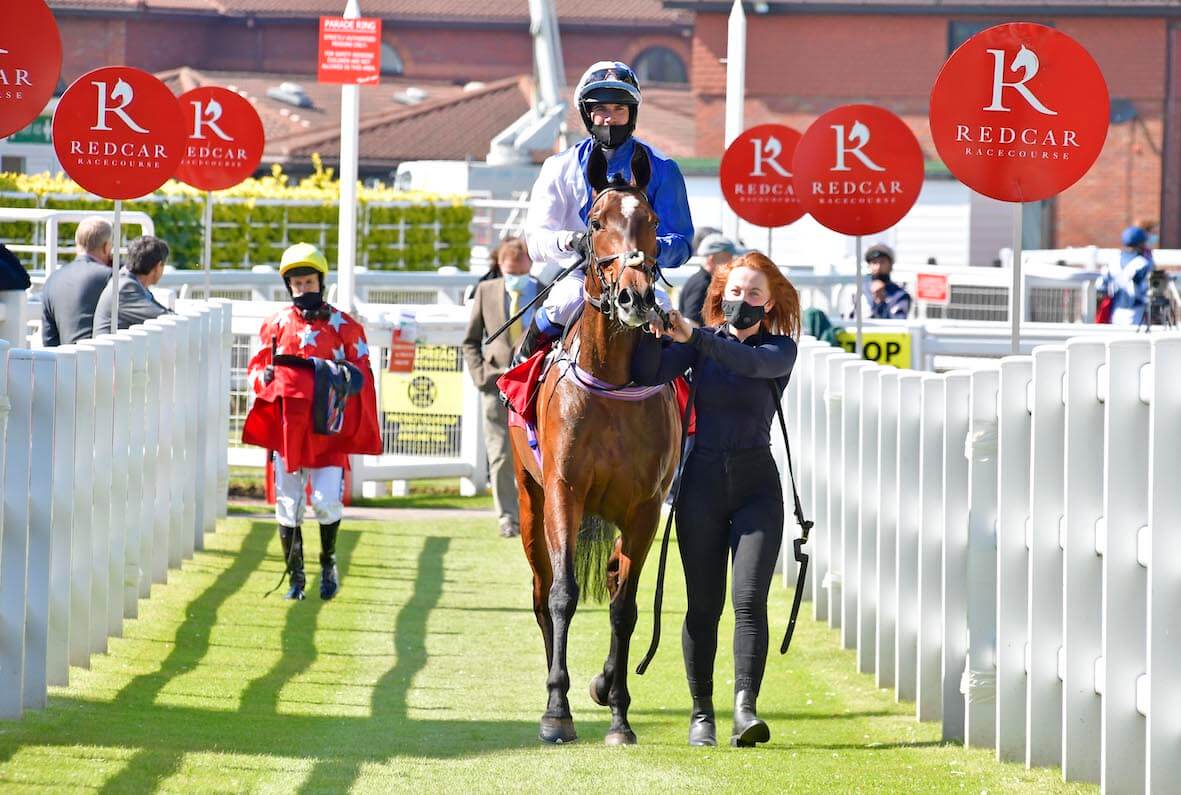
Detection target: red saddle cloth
<box><xmin>496</xmin><ymin>349</ymin><xmax>695</xmax><ymax>434</ymax></box>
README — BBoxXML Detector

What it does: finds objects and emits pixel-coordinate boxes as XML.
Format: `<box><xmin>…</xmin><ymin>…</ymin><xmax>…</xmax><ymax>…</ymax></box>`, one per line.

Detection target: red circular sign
<box><xmin>52</xmin><ymin>67</ymin><xmax>186</xmax><ymax>200</ymax></box>
<box><xmin>720</xmin><ymin>124</ymin><xmax>806</xmax><ymax>228</ymax></box>
<box><xmin>792</xmin><ymin>104</ymin><xmax>924</xmax><ymax>236</ymax></box>
<box><xmin>930</xmin><ymin>23</ymin><xmax>1109</xmax><ymax>203</ymax></box>
<box><xmin>174</xmin><ymin>87</ymin><xmax>265</xmax><ymax>191</ymax></box>
<box><xmin>1</xmin><ymin>0</ymin><xmax>63</xmax><ymax>139</ymax></box>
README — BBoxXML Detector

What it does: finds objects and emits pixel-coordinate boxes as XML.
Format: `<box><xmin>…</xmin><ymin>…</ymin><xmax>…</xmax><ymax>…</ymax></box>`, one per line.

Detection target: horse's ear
<box><xmin>630</xmin><ymin>144</ymin><xmax>651</xmax><ymax>192</ymax></box>
<box><xmin>587</xmin><ymin>146</ymin><xmax>610</xmax><ymax>195</ymax></box>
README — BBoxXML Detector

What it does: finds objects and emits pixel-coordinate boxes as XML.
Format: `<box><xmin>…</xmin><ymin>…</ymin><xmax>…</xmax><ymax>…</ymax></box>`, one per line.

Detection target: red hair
<box><xmin>702</xmin><ymin>252</ymin><xmax>801</xmax><ymax>338</ymax></box>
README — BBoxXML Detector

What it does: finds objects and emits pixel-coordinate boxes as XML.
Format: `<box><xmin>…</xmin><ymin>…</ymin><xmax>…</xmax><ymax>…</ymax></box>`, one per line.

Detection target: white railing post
<box><xmin>130</xmin><ymin>327</ymin><xmax>162</xmax><ymax>599</ymax></box>
<box><xmin>875</xmin><ymin>369</ymin><xmax>899</xmax><ymax>690</ymax></box>
<box><xmin>996</xmin><ymin>355</ymin><xmax>1032</xmax><ymax>762</ymax></box>
<box><xmin>146</xmin><ymin>317</ymin><xmax>182</xmax><ymax>575</ymax></box>
<box><xmin>458</xmin><ymin>369</ymin><xmax>486</xmax><ymax>497</ymax></box>
<box><xmin>916</xmin><ymin>375</ymin><xmax>945</xmax><ymax>723</ymax></box>
<box><xmin>47</xmin><ymin>347</ymin><xmax>77</xmax><ymax>689</ymax></box>
<box><xmin>68</xmin><ymin>346</ymin><xmax>96</xmax><ymax>669</ymax></box>
<box><xmin>1026</xmin><ymin>345</ymin><xmax>1067</xmax><ymax>768</ymax></box>
<box><xmin>965</xmin><ymin>368</ymin><xmax>999</xmax><ymax>749</ymax></box>
<box><xmin>176</xmin><ymin>312</ymin><xmax>202</xmax><ymax>555</ymax></box>
<box><xmin>840</xmin><ymin>360</ymin><xmax>870</xmax><ymax>649</ymax></box>
<box><xmin>1100</xmin><ymin>338</ymin><xmax>1150</xmax><ymax>792</ymax></box>
<box><xmin>122</xmin><ymin>332</ymin><xmax>148</xmax><ymax>618</ymax></box>
<box><xmin>942</xmin><ymin>372</ymin><xmax>972</xmax><ymax>743</ymax></box>
<box><xmin>1147</xmin><ymin>336</ymin><xmax>1181</xmax><ymax>793</ymax></box>
<box><xmin>894</xmin><ymin>372</ymin><xmax>924</xmax><ymax>703</ymax></box>
<box><xmin>106</xmin><ymin>333</ymin><xmax>133</xmax><ymax>639</ymax></box>
<box><xmin>809</xmin><ymin>347</ymin><xmax>843</xmax><ymax>622</ymax></box>
<box><xmin>1062</xmin><ymin>338</ymin><xmax>1106</xmax><ymax>784</ymax></box>
<box><xmin>77</xmin><ymin>338</ymin><xmax>114</xmax><ymax>655</ymax></box>
<box><xmin>22</xmin><ymin>352</ymin><xmax>56</xmax><ymax>711</ymax></box>
<box><xmin>217</xmin><ymin>300</ymin><xmax>233</xmax><ymax>517</ymax></box>
<box><xmin>825</xmin><ymin>353</ymin><xmax>855</xmax><ymax>631</ymax></box>
<box><xmin>0</xmin><ymin>352</ymin><xmax>33</xmax><ymax>719</ymax></box>
<box><xmin>857</xmin><ymin>367</ymin><xmax>882</xmax><ymax>675</ymax></box>
<box><xmin>203</xmin><ymin>305</ymin><xmax>223</xmax><ymax>534</ymax></box>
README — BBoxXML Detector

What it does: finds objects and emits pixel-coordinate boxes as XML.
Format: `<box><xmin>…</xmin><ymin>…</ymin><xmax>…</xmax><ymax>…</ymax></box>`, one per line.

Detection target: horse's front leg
<box><xmin>602</xmin><ymin>500</ymin><xmax>661</xmax><ymax>745</ymax></box>
<box><xmin>539</xmin><ymin>480</ymin><xmax>581</xmax><ymax>744</ymax></box>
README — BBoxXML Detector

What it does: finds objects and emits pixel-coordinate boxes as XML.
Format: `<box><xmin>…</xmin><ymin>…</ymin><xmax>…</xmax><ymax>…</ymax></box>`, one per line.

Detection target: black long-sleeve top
<box><xmin>631</xmin><ymin>325</ymin><xmax>798</xmax><ymax>452</ymax></box>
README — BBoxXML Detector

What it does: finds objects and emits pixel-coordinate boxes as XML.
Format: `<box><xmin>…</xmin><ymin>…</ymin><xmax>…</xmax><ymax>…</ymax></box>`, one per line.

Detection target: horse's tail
<box><xmin>574</xmin><ymin>514</ymin><xmax>616</xmax><ymax>604</ymax></box>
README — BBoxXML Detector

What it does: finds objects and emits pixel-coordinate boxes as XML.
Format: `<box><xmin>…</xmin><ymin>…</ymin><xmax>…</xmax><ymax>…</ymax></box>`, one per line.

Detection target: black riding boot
<box><xmin>731</xmin><ymin>689</ymin><xmax>770</xmax><ymax>747</ymax></box>
<box><xmin>278</xmin><ymin>525</ymin><xmax>306</xmax><ymax>601</ymax></box>
<box><xmin>319</xmin><ymin>520</ymin><xmax>340</xmax><ymax>600</ymax></box>
<box><xmin>688</xmin><ymin>694</ymin><xmax>717</xmax><ymax>747</ymax></box>
<box><xmin>513</xmin><ymin>318</ymin><xmax>556</xmax><ymax>364</ymax></box>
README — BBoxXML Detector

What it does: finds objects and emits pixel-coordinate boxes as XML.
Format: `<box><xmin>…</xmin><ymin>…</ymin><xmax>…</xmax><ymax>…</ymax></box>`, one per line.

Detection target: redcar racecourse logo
<box><xmin>0</xmin><ymin>45</ymin><xmax>33</xmax><ymax>102</ymax></box>
<box><xmin>809</xmin><ymin>121</ymin><xmax>905</xmax><ymax>206</ymax></box>
<box><xmin>955</xmin><ymin>45</ymin><xmax>1079</xmax><ymax>161</ymax></box>
<box><xmin>730</xmin><ymin>135</ymin><xmax>796</xmax><ymax>200</ymax></box>
<box><xmin>65</xmin><ymin>80</ymin><xmax>169</xmax><ymax>168</ymax></box>
<box><xmin>184</xmin><ymin>98</ymin><xmax>252</xmax><ymax>168</ymax></box>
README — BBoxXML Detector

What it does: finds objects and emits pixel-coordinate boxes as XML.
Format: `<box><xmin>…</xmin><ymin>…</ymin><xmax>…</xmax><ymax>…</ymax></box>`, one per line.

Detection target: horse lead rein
<box><xmin>636</xmin><ymin>374</ymin><xmax>814</xmax><ymax>675</ymax></box>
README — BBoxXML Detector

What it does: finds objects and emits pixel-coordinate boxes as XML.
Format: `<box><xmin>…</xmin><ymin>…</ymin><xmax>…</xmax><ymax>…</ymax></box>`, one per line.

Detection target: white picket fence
<box><xmin>0</xmin><ymin>300</ymin><xmax>232</xmax><ymax>719</ymax></box>
<box><xmin>785</xmin><ymin>330</ymin><xmax>1181</xmax><ymax>791</ymax></box>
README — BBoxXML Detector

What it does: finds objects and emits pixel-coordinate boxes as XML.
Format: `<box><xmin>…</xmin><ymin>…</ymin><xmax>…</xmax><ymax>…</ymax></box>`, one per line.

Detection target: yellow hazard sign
<box><xmin>835</xmin><ymin>329</ymin><xmax>912</xmax><ymax>369</ymax></box>
<box><xmin>381</xmin><ymin>371</ymin><xmax>465</xmax><ymax>415</ymax></box>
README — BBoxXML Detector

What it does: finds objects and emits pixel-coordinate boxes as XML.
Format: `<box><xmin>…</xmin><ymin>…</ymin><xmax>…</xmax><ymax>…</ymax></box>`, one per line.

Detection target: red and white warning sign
<box><xmin>317</xmin><ymin>17</ymin><xmax>383</xmax><ymax>86</ymax></box>
<box><xmin>915</xmin><ymin>272</ymin><xmax>950</xmax><ymax>305</ymax></box>
<box><xmin>792</xmin><ymin>104</ymin><xmax>925</xmax><ymax>236</ymax></box>
<box><xmin>929</xmin><ymin>23</ymin><xmax>1109</xmax><ymax>203</ymax></box>
<box><xmin>52</xmin><ymin>66</ymin><xmax>186</xmax><ymax>200</ymax></box>
<box><xmin>1</xmin><ymin>0</ymin><xmax>63</xmax><ymax>140</ymax></box>
<box><xmin>719</xmin><ymin>124</ymin><xmax>806</xmax><ymax>228</ymax></box>
<box><xmin>175</xmin><ymin>86</ymin><xmax>265</xmax><ymax>192</ymax></box>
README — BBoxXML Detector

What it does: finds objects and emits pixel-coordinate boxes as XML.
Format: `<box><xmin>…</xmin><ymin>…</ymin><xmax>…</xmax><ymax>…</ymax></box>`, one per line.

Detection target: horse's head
<box><xmin>584</xmin><ymin>144</ymin><xmax>660</xmax><ymax>329</ymax></box>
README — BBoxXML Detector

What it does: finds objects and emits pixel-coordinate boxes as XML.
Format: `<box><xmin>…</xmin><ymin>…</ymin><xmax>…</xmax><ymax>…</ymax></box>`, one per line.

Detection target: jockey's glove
<box><xmin>263</xmin><ymin>365</ymin><xmax>275</xmax><ymax>384</ymax></box>
<box><xmin>559</xmin><ymin>231</ymin><xmax>586</xmax><ymax>253</ymax></box>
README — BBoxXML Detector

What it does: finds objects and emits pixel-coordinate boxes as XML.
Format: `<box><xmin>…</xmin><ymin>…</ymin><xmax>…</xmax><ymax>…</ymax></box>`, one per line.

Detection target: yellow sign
<box><xmin>835</xmin><ymin>329</ymin><xmax>912</xmax><ymax>369</ymax></box>
<box><xmin>381</xmin><ymin>370</ymin><xmax>465</xmax><ymax>415</ymax></box>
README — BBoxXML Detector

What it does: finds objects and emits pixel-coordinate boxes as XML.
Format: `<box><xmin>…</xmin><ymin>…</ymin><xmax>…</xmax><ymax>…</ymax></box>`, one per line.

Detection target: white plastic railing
<box><xmin>0</xmin><ymin>301</ymin><xmax>231</xmax><ymax>719</ymax></box>
<box><xmin>787</xmin><ymin>328</ymin><xmax>1181</xmax><ymax>789</ymax></box>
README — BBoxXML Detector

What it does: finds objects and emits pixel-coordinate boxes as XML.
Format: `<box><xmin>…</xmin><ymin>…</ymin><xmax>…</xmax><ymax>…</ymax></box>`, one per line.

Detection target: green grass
<box><xmin>0</xmin><ymin>511</ymin><xmax>1094</xmax><ymax>793</ymax></box>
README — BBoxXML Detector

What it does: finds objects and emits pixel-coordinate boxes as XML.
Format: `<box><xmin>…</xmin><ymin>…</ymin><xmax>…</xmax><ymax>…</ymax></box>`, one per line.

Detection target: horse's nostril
<box><xmin>618</xmin><ymin>290</ymin><xmax>633</xmax><ymax>306</ymax></box>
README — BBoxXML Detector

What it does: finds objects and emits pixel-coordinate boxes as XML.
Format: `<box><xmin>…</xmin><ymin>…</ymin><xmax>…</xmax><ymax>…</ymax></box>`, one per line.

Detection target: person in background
<box><xmin>1097</xmin><ymin>226</ymin><xmax>1155</xmax><ymax>326</ymax></box>
<box><xmin>680</xmin><ymin>234</ymin><xmax>741</xmax><ymax>327</ymax></box>
<box><xmin>0</xmin><ymin>243</ymin><xmax>31</xmax><ymax>292</ymax></box>
<box><xmin>41</xmin><ymin>216</ymin><xmax>112</xmax><ymax>346</ymax></box>
<box><xmin>462</xmin><ymin>237</ymin><xmax>541</xmax><ymax>538</ymax></box>
<box><xmin>464</xmin><ymin>243</ymin><xmax>505</xmax><ymax>305</ymax></box>
<box><xmin>92</xmin><ymin>235</ymin><xmax>173</xmax><ymax>335</ymax></box>
<box><xmin>849</xmin><ymin>243</ymin><xmax>911</xmax><ymax>320</ymax></box>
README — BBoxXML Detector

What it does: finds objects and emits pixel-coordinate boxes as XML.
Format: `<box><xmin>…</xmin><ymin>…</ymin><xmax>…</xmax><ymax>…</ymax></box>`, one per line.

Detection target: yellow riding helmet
<box><xmin>279</xmin><ymin>243</ymin><xmax>329</xmax><ymax>278</ymax></box>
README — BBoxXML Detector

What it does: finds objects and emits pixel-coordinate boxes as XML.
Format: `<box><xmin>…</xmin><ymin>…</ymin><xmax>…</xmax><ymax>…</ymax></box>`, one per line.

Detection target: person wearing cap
<box><xmin>680</xmin><ymin>234</ymin><xmax>740</xmax><ymax>326</ymax></box>
<box><xmin>515</xmin><ymin>60</ymin><xmax>694</xmax><ymax>359</ymax></box>
<box><xmin>241</xmin><ymin>243</ymin><xmax>381</xmax><ymax>601</ymax></box>
<box><xmin>850</xmin><ymin>243</ymin><xmax>911</xmax><ymax>320</ymax></box>
<box><xmin>1097</xmin><ymin>227</ymin><xmax>1155</xmax><ymax>325</ymax></box>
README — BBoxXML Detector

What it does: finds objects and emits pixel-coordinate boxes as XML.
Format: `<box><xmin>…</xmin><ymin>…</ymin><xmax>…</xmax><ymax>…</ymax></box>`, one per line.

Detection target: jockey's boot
<box><xmin>319</xmin><ymin>520</ymin><xmax>341</xmax><ymax>600</ymax></box>
<box><xmin>688</xmin><ymin>694</ymin><xmax>717</xmax><ymax>747</ymax></box>
<box><xmin>279</xmin><ymin>525</ymin><xmax>306</xmax><ymax>601</ymax></box>
<box><xmin>730</xmin><ymin>690</ymin><xmax>770</xmax><ymax>748</ymax></box>
<box><xmin>513</xmin><ymin>317</ymin><xmax>556</xmax><ymax>365</ymax></box>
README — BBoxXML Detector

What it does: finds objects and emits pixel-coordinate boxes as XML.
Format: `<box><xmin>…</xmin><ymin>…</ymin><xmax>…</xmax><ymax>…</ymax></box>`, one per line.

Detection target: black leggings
<box><xmin>676</xmin><ymin>445</ymin><xmax>783</xmax><ymax>699</ymax></box>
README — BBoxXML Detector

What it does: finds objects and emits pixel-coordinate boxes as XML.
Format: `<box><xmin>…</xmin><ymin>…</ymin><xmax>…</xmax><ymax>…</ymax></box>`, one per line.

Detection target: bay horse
<box><xmin>509</xmin><ymin>144</ymin><xmax>680</xmax><ymax>745</ymax></box>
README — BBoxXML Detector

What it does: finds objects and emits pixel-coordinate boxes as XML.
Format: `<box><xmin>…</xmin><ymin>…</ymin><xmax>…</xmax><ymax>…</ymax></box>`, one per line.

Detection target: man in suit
<box><xmin>41</xmin><ymin>216</ymin><xmax>112</xmax><ymax>346</ymax></box>
<box><xmin>462</xmin><ymin>237</ymin><xmax>540</xmax><ymax>538</ymax></box>
<box><xmin>93</xmin><ymin>235</ymin><xmax>173</xmax><ymax>335</ymax></box>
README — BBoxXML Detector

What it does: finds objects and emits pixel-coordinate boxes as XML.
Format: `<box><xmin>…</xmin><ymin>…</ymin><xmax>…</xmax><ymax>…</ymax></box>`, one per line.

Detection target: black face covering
<box><xmin>591</xmin><ymin>123</ymin><xmax>632</xmax><ymax>149</ymax></box>
<box><xmin>721</xmin><ymin>299</ymin><xmax>766</xmax><ymax>331</ymax></box>
<box><xmin>293</xmin><ymin>291</ymin><xmax>328</xmax><ymax>320</ymax></box>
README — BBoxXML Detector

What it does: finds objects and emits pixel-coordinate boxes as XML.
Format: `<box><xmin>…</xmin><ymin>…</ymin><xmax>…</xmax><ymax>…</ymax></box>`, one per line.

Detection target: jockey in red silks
<box><xmin>242</xmin><ymin>243</ymin><xmax>381</xmax><ymax>601</ymax></box>
<box><xmin>514</xmin><ymin>60</ymin><xmax>694</xmax><ymax>360</ymax></box>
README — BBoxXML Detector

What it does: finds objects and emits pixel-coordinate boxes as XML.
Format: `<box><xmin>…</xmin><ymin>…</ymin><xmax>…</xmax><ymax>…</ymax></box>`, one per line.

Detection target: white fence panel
<box><xmin>825</xmin><ymin>353</ymin><xmax>857</xmax><ymax>630</ymax></box>
<box><xmin>841</xmin><ymin>361</ymin><xmax>871</xmax><ymax>649</ymax></box>
<box><xmin>0</xmin><ymin>351</ymin><xmax>31</xmax><ymax>719</ymax></box>
<box><xmin>875</xmin><ymin>370</ymin><xmax>899</xmax><ymax>689</ymax></box>
<box><xmin>122</xmin><ymin>332</ymin><xmax>148</xmax><ymax>618</ymax></box>
<box><xmin>857</xmin><ymin>367</ymin><xmax>882</xmax><ymax>675</ymax></box>
<box><xmin>916</xmin><ymin>375</ymin><xmax>944</xmax><ymax>722</ymax></box>
<box><xmin>941</xmin><ymin>372</ymin><xmax>971</xmax><ymax>743</ymax></box>
<box><xmin>79</xmin><ymin>338</ymin><xmax>114</xmax><ymax>655</ymax></box>
<box><xmin>107</xmin><ymin>334</ymin><xmax>132</xmax><ymax>637</ymax></box>
<box><xmin>1025</xmin><ymin>345</ymin><xmax>1066</xmax><ymax>768</ymax></box>
<box><xmin>47</xmin><ymin>348</ymin><xmax>76</xmax><ymax>688</ymax></box>
<box><xmin>894</xmin><ymin>372</ymin><xmax>923</xmax><ymax>703</ymax></box>
<box><xmin>1100</xmin><ymin>338</ymin><xmax>1150</xmax><ymax>793</ymax></box>
<box><xmin>22</xmin><ymin>353</ymin><xmax>55</xmax><ymax>711</ymax></box>
<box><xmin>69</xmin><ymin>346</ymin><xmax>95</xmax><ymax>669</ymax></box>
<box><xmin>807</xmin><ymin>346</ymin><xmax>842</xmax><ymax>621</ymax></box>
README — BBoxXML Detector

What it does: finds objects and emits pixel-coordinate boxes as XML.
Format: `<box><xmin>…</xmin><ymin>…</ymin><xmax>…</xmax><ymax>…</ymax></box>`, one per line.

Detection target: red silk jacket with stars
<box><xmin>242</xmin><ymin>304</ymin><xmax>382</xmax><ymax>471</ymax></box>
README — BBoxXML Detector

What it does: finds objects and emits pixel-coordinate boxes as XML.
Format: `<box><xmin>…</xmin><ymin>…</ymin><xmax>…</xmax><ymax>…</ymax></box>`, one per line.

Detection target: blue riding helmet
<box><xmin>575</xmin><ymin>61</ymin><xmax>642</xmax><ymax>148</ymax></box>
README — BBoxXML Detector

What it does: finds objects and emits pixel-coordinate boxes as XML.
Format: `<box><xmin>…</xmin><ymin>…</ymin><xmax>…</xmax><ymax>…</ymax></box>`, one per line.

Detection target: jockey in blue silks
<box><xmin>517</xmin><ymin>61</ymin><xmax>695</xmax><ymax>359</ymax></box>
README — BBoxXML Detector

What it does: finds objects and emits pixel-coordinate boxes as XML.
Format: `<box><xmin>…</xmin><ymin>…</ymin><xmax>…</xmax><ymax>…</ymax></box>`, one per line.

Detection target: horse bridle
<box><xmin>583</xmin><ymin>185</ymin><xmax>665</xmax><ymax>325</ymax></box>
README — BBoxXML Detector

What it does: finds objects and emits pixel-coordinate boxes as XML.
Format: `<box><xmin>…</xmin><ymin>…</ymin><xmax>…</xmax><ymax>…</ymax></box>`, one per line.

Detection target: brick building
<box><xmin>669</xmin><ymin>0</ymin><xmax>1181</xmax><ymax>249</ymax></box>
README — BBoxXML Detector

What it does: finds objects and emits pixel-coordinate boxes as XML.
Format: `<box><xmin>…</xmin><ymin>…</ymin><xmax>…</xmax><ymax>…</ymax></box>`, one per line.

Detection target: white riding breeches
<box><xmin>540</xmin><ymin>269</ymin><xmax>672</xmax><ymax>328</ymax></box>
<box><xmin>274</xmin><ymin>453</ymin><xmax>344</xmax><ymax>526</ymax></box>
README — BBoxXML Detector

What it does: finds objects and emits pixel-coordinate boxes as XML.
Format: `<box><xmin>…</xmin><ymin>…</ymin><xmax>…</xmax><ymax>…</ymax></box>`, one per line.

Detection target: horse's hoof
<box><xmin>589</xmin><ymin>674</ymin><xmax>610</xmax><ymax>707</ymax></box>
<box><xmin>539</xmin><ymin>715</ymin><xmax>577</xmax><ymax>744</ymax></box>
<box><xmin>604</xmin><ymin>729</ymin><xmax>637</xmax><ymax>746</ymax></box>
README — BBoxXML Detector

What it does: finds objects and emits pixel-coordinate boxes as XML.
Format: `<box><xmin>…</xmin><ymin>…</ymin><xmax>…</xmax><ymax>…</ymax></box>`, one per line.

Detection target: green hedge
<box><xmin>0</xmin><ymin>159</ymin><xmax>472</xmax><ymax>271</ymax></box>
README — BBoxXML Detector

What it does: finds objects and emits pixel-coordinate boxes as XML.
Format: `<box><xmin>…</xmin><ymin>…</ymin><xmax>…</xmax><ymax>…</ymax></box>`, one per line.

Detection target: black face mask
<box><xmin>293</xmin><ymin>291</ymin><xmax>325</xmax><ymax>316</ymax></box>
<box><xmin>721</xmin><ymin>299</ymin><xmax>765</xmax><ymax>331</ymax></box>
<box><xmin>591</xmin><ymin>123</ymin><xmax>632</xmax><ymax>149</ymax></box>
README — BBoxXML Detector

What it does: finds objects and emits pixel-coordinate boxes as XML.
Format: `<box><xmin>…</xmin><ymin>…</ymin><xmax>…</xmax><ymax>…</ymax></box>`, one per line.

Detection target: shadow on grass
<box><xmin>0</xmin><ymin>520</ymin><xmax>607</xmax><ymax>794</ymax></box>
